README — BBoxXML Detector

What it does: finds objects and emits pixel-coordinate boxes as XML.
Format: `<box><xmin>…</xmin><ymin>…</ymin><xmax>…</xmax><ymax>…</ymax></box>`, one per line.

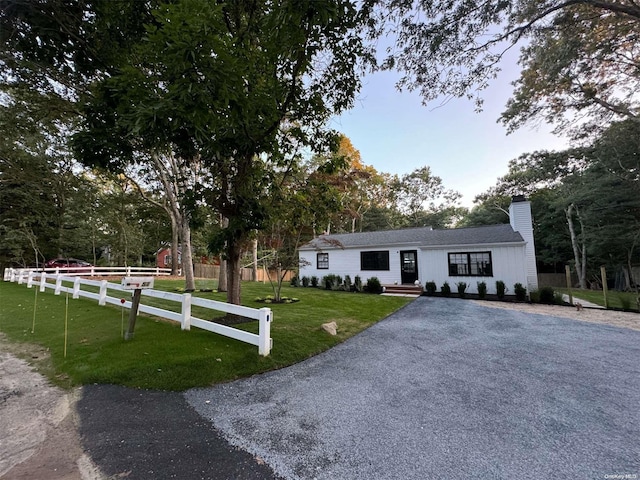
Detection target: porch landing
<box><xmin>382</xmin><ymin>284</ymin><xmax>424</xmax><ymax>297</ymax></box>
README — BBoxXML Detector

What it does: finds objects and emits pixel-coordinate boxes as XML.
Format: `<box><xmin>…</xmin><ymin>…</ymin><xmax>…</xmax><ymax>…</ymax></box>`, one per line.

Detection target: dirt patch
<box><xmin>473</xmin><ymin>300</ymin><xmax>640</xmax><ymax>331</ymax></box>
<box><xmin>0</xmin><ymin>334</ymin><xmax>103</xmax><ymax>480</ymax></box>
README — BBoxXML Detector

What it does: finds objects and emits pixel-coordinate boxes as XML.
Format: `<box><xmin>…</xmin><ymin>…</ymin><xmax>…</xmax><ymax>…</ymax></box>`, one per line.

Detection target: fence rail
<box><xmin>4</xmin><ymin>266</ymin><xmax>174</xmax><ymax>281</ymax></box>
<box><xmin>3</xmin><ymin>268</ymin><xmax>272</xmax><ymax>356</ymax></box>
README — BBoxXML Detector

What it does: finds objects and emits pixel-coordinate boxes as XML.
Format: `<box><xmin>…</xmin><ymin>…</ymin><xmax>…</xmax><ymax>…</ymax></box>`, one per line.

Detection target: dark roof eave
<box><xmin>419</xmin><ymin>240</ymin><xmax>526</xmax><ymax>249</ymax></box>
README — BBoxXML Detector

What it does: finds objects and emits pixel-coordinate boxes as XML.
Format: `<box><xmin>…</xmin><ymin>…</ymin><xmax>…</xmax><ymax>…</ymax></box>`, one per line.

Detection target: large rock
<box><xmin>321</xmin><ymin>321</ymin><xmax>337</xmax><ymax>336</ymax></box>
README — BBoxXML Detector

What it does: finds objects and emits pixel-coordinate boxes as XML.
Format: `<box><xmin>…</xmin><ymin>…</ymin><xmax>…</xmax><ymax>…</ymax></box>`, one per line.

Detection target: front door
<box><xmin>400</xmin><ymin>250</ymin><xmax>418</xmax><ymax>284</ymax></box>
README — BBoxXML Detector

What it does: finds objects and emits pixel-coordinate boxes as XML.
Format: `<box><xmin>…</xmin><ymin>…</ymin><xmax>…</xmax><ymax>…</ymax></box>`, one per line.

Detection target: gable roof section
<box><xmin>300</xmin><ymin>224</ymin><xmax>524</xmax><ymax>251</ymax></box>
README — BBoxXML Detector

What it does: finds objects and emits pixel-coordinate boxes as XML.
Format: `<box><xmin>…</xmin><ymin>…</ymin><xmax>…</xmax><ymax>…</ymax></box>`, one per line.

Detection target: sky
<box><xmin>330</xmin><ymin>55</ymin><xmax>570</xmax><ymax>209</ymax></box>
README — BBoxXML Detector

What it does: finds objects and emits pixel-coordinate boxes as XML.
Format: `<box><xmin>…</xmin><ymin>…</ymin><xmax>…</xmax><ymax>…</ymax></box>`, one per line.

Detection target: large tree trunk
<box><xmin>566</xmin><ymin>204</ymin><xmax>587</xmax><ymax>289</ymax></box>
<box><xmin>226</xmin><ymin>242</ymin><xmax>242</xmax><ymax>305</ymax></box>
<box><xmin>170</xmin><ymin>216</ymin><xmax>179</xmax><ymax>275</ymax></box>
<box><xmin>251</xmin><ymin>237</ymin><xmax>258</xmax><ymax>281</ymax></box>
<box><xmin>218</xmin><ymin>216</ymin><xmax>228</xmax><ymax>292</ymax></box>
<box><xmin>181</xmin><ymin>220</ymin><xmax>195</xmax><ymax>291</ymax></box>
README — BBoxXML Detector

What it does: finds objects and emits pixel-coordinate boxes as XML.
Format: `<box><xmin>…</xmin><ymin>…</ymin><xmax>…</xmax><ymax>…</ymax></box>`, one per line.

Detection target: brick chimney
<box><xmin>509</xmin><ymin>195</ymin><xmax>538</xmax><ymax>291</ymax></box>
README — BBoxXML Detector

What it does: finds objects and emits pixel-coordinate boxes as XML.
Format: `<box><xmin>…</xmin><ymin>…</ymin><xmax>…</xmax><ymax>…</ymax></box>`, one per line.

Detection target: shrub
<box><xmin>441</xmin><ymin>281</ymin><xmax>451</xmax><ymax>297</ymax></box>
<box><xmin>514</xmin><ymin>283</ymin><xmax>527</xmax><ymax>301</ymax></box>
<box><xmin>332</xmin><ymin>275</ymin><xmax>343</xmax><ymax>291</ymax></box>
<box><xmin>344</xmin><ymin>275</ymin><xmax>352</xmax><ymax>292</ymax></box>
<box><xmin>620</xmin><ymin>296</ymin><xmax>631</xmax><ymax>310</ymax></box>
<box><xmin>310</xmin><ymin>276</ymin><xmax>319</xmax><ymax>288</ymax></box>
<box><xmin>322</xmin><ymin>275</ymin><xmax>338</xmax><ymax>290</ymax></box>
<box><xmin>354</xmin><ymin>275</ymin><xmax>363</xmax><ymax>292</ymax></box>
<box><xmin>366</xmin><ymin>277</ymin><xmax>382</xmax><ymax>294</ymax></box>
<box><xmin>477</xmin><ymin>281</ymin><xmax>487</xmax><ymax>299</ymax></box>
<box><xmin>496</xmin><ymin>280</ymin><xmax>506</xmax><ymax>299</ymax></box>
<box><xmin>456</xmin><ymin>282</ymin><xmax>467</xmax><ymax>298</ymax></box>
<box><xmin>290</xmin><ymin>276</ymin><xmax>299</xmax><ymax>287</ymax></box>
<box><xmin>425</xmin><ymin>281</ymin><xmax>437</xmax><ymax>295</ymax></box>
<box><xmin>539</xmin><ymin>286</ymin><xmax>555</xmax><ymax>304</ymax></box>
<box><xmin>301</xmin><ymin>276</ymin><xmax>310</xmax><ymax>287</ymax></box>
<box><xmin>529</xmin><ymin>289</ymin><xmax>540</xmax><ymax>303</ymax></box>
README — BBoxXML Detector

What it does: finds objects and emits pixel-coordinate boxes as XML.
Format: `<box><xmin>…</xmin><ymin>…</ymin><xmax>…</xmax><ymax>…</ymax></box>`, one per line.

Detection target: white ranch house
<box><xmin>299</xmin><ymin>196</ymin><xmax>538</xmax><ymax>295</ymax></box>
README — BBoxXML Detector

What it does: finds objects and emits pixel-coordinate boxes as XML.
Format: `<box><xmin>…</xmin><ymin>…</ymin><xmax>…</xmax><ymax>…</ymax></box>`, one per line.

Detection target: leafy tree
<box><xmin>71</xmin><ymin>0</ymin><xmax>365</xmax><ymax>305</ymax></box>
<box><xmin>468</xmin><ymin>120</ymin><xmax>640</xmax><ymax>289</ymax></box>
<box><xmin>390</xmin><ymin>166</ymin><xmax>462</xmax><ymax>228</ymax></box>
<box><xmin>308</xmin><ymin>135</ymin><xmax>389</xmax><ymax>234</ymax></box>
<box><xmin>501</xmin><ymin>4</ymin><xmax>640</xmax><ymax>137</ymax></box>
<box><xmin>365</xmin><ymin>0</ymin><xmax>640</xmax><ymax>135</ymax></box>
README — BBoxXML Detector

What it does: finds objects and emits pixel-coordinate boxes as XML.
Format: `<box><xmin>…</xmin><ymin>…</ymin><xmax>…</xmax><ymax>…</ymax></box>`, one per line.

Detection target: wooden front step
<box><xmin>383</xmin><ymin>284</ymin><xmax>424</xmax><ymax>295</ymax></box>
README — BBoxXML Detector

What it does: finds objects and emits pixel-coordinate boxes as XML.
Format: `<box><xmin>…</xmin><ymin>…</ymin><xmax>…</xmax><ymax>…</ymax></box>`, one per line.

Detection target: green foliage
<box><xmin>496</xmin><ymin>280</ymin><xmax>506</xmax><ymax>299</ymax></box>
<box><xmin>311</xmin><ymin>276</ymin><xmax>319</xmax><ymax>288</ymax></box>
<box><xmin>441</xmin><ymin>281</ymin><xmax>451</xmax><ymax>297</ymax></box>
<box><xmin>539</xmin><ymin>287</ymin><xmax>556</xmax><ymax>305</ymax></box>
<box><xmin>555</xmin><ymin>288</ymin><xmax>639</xmax><ymax>311</ymax></box>
<box><xmin>501</xmin><ymin>6</ymin><xmax>639</xmax><ymax>136</ymax></box>
<box><xmin>301</xmin><ymin>276</ymin><xmax>310</xmax><ymax>288</ymax></box>
<box><xmin>354</xmin><ymin>275</ymin><xmax>363</xmax><ymax>292</ymax></box>
<box><xmin>365</xmin><ymin>277</ymin><xmax>382</xmax><ymax>294</ymax></box>
<box><xmin>290</xmin><ymin>276</ymin><xmax>300</xmax><ymax>287</ymax></box>
<box><xmin>514</xmin><ymin>283</ymin><xmax>527</xmax><ymax>301</ymax></box>
<box><xmin>470</xmin><ymin>120</ymin><xmax>640</xmax><ymax>288</ymax></box>
<box><xmin>344</xmin><ymin>275</ymin><xmax>352</xmax><ymax>292</ymax></box>
<box><xmin>370</xmin><ymin>1</ymin><xmax>639</xmax><ymax>138</ymax></box>
<box><xmin>424</xmin><ymin>281</ymin><xmax>437</xmax><ymax>295</ymax></box>
<box><xmin>322</xmin><ymin>274</ymin><xmax>342</xmax><ymax>291</ymax></box>
<box><xmin>477</xmin><ymin>281</ymin><xmax>487</xmax><ymax>299</ymax></box>
<box><xmin>456</xmin><ymin>282</ymin><xmax>467</xmax><ymax>298</ymax></box>
<box><xmin>0</xmin><ymin>280</ymin><xmax>410</xmax><ymax>390</ymax></box>
<box><xmin>529</xmin><ymin>289</ymin><xmax>540</xmax><ymax>304</ymax></box>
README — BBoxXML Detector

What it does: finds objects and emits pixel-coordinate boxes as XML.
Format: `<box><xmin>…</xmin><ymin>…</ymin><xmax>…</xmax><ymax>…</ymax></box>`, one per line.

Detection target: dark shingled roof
<box><xmin>300</xmin><ymin>224</ymin><xmax>524</xmax><ymax>250</ymax></box>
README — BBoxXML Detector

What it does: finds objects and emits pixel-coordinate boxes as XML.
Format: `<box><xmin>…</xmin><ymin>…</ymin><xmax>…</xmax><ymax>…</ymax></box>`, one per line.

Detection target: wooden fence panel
<box><xmin>194</xmin><ymin>264</ymin><xmax>295</xmax><ymax>283</ymax></box>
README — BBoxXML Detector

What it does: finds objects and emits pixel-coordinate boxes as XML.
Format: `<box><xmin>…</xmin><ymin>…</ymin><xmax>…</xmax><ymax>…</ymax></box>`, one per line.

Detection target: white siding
<box><xmin>509</xmin><ymin>200</ymin><xmax>538</xmax><ymax>291</ymax></box>
<box><xmin>300</xmin><ymin>242</ymin><xmax>530</xmax><ymax>294</ymax></box>
<box><xmin>299</xmin><ymin>245</ymin><xmax>412</xmax><ymax>284</ymax></box>
<box><xmin>419</xmin><ymin>245</ymin><xmax>528</xmax><ymax>294</ymax></box>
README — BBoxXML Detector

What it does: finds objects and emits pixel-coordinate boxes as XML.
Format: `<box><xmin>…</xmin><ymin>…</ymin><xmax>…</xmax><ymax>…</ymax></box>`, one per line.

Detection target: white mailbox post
<box><xmin>121</xmin><ymin>277</ymin><xmax>155</xmax><ymax>340</ymax></box>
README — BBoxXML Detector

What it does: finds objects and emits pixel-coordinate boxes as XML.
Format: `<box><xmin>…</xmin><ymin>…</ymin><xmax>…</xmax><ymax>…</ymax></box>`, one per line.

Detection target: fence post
<box><xmin>27</xmin><ymin>271</ymin><xmax>35</xmax><ymax>288</ymax></box>
<box><xmin>600</xmin><ymin>265</ymin><xmax>609</xmax><ymax>309</ymax></box>
<box><xmin>18</xmin><ymin>270</ymin><xmax>25</xmax><ymax>285</ymax></box>
<box><xmin>73</xmin><ymin>277</ymin><xmax>81</xmax><ymax>299</ymax></box>
<box><xmin>55</xmin><ymin>275</ymin><xmax>63</xmax><ymax>295</ymax></box>
<box><xmin>258</xmin><ymin>307</ymin><xmax>272</xmax><ymax>356</ymax></box>
<box><xmin>565</xmin><ymin>265</ymin><xmax>573</xmax><ymax>306</ymax></box>
<box><xmin>39</xmin><ymin>272</ymin><xmax>47</xmax><ymax>292</ymax></box>
<box><xmin>99</xmin><ymin>280</ymin><xmax>108</xmax><ymax>306</ymax></box>
<box><xmin>181</xmin><ymin>293</ymin><xmax>192</xmax><ymax>330</ymax></box>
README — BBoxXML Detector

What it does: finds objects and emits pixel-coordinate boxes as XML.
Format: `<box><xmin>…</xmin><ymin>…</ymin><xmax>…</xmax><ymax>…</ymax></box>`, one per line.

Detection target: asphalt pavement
<box><xmin>78</xmin><ymin>297</ymin><xmax>640</xmax><ymax>479</ymax></box>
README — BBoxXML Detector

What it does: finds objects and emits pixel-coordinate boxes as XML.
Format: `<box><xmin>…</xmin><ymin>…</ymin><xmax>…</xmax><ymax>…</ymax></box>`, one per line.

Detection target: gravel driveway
<box><xmin>186</xmin><ymin>297</ymin><xmax>640</xmax><ymax>480</ymax></box>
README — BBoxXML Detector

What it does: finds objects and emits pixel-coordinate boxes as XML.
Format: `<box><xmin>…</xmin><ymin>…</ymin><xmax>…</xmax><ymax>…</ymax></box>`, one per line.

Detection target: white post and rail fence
<box><xmin>3</xmin><ymin>268</ymin><xmax>272</xmax><ymax>356</ymax></box>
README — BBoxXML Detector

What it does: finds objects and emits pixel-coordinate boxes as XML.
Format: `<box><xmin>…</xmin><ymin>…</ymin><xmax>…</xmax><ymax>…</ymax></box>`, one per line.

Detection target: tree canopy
<box><xmin>366</xmin><ymin>0</ymin><xmax>640</xmax><ymax>136</ymax></box>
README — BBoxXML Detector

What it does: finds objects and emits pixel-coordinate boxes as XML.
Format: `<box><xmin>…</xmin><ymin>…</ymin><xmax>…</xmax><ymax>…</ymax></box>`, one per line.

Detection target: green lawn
<box><xmin>0</xmin><ymin>279</ymin><xmax>410</xmax><ymax>391</ymax></box>
<box><xmin>556</xmin><ymin>287</ymin><xmax>640</xmax><ymax>311</ymax></box>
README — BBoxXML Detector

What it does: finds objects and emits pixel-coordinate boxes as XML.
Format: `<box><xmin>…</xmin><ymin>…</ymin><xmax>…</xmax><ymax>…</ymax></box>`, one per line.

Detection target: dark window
<box><xmin>448</xmin><ymin>252</ymin><xmax>493</xmax><ymax>277</ymax></box>
<box><xmin>361</xmin><ymin>251</ymin><xmax>390</xmax><ymax>271</ymax></box>
<box><xmin>317</xmin><ymin>253</ymin><xmax>329</xmax><ymax>269</ymax></box>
